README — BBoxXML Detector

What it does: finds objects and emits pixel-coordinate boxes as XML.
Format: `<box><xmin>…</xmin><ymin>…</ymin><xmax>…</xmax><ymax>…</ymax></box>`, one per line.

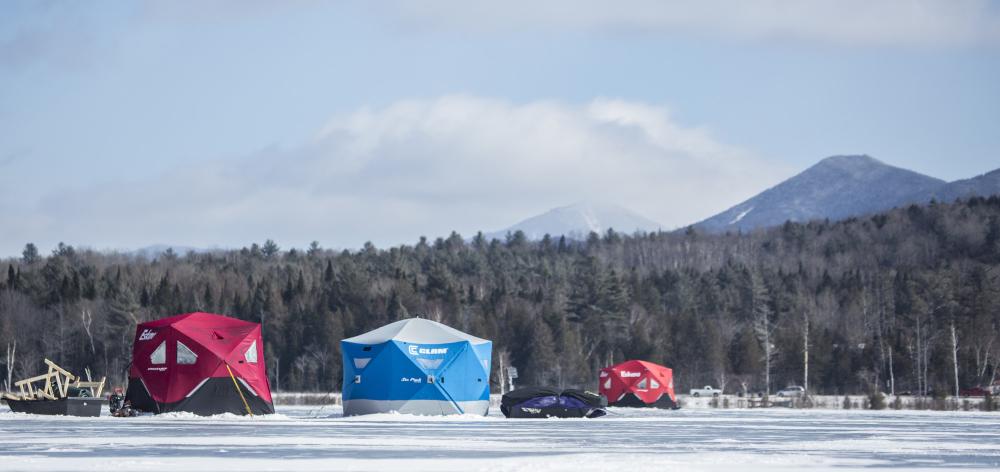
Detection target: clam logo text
<box><xmin>138</xmin><ymin>329</ymin><xmax>156</xmax><ymax>341</ymax></box>
<box><xmin>408</xmin><ymin>345</ymin><xmax>448</xmax><ymax>356</ymax></box>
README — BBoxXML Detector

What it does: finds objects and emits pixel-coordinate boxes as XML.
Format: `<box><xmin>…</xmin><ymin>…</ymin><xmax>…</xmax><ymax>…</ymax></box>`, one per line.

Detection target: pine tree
<box><xmin>21</xmin><ymin>243</ymin><xmax>39</xmax><ymax>264</ymax></box>
<box><xmin>323</xmin><ymin>260</ymin><xmax>334</xmax><ymax>283</ymax></box>
<box><xmin>296</xmin><ymin>271</ymin><xmax>306</xmax><ymax>295</ymax></box>
<box><xmin>386</xmin><ymin>290</ymin><xmax>408</xmax><ymax>321</ymax></box>
<box><xmin>506</xmin><ymin>230</ymin><xmax>527</xmax><ymax>248</ymax></box>
<box><xmin>203</xmin><ymin>284</ymin><xmax>215</xmax><ymax>312</ymax></box>
<box><xmin>600</xmin><ymin>269</ymin><xmax>631</xmax><ymax>355</ymax></box>
<box><xmin>262</xmin><ymin>239</ymin><xmax>280</xmax><ymax>259</ymax></box>
<box><xmin>472</xmin><ymin>232</ymin><xmax>486</xmax><ymax>249</ymax></box>
<box><xmin>307</xmin><ymin>241</ymin><xmax>322</xmax><ymax>257</ymax></box>
<box><xmin>153</xmin><ymin>275</ymin><xmax>172</xmax><ymax>311</ymax></box>
<box><xmin>566</xmin><ymin>257</ymin><xmax>601</xmax><ymax>323</ymax></box>
<box><xmin>523</xmin><ymin>316</ymin><xmax>558</xmax><ymax>386</ymax></box>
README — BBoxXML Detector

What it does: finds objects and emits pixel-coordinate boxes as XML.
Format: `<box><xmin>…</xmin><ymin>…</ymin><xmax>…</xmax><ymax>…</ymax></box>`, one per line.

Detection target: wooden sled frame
<box><xmin>3</xmin><ymin>359</ymin><xmax>105</xmax><ymax>402</ymax></box>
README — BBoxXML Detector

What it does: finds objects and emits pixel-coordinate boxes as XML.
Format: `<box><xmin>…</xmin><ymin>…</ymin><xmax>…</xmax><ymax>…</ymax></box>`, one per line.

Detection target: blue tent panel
<box><xmin>341</xmin><ymin>318</ymin><xmax>492</xmax><ymax>416</ymax></box>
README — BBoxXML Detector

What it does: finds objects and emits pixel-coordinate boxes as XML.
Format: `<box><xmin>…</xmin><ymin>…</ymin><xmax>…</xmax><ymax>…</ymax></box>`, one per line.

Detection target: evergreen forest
<box><xmin>2</xmin><ymin>197</ymin><xmax>999</xmax><ymax>397</ymax></box>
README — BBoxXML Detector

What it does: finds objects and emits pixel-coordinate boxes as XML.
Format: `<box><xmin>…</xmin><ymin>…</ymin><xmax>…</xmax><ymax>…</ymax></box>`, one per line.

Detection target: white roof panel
<box><xmin>342</xmin><ymin>318</ymin><xmax>490</xmax><ymax>345</ymax></box>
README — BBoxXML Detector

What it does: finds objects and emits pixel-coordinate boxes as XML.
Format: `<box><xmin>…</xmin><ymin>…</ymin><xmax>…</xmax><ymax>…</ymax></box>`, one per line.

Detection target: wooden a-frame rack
<box><xmin>2</xmin><ymin>359</ymin><xmax>105</xmax><ymax>402</ymax></box>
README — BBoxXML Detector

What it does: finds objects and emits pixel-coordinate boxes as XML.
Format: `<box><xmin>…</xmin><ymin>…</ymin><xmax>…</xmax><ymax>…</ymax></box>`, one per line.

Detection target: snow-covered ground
<box><xmin>1</xmin><ymin>405</ymin><xmax>998</xmax><ymax>471</ymax></box>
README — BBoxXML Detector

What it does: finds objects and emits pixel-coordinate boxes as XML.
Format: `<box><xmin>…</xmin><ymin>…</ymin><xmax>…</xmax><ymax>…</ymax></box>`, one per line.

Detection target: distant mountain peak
<box><xmin>811</xmin><ymin>155</ymin><xmax>916</xmax><ymax>181</ymax></box>
<box><xmin>817</xmin><ymin>154</ymin><xmax>879</xmax><ymax>165</ymax></box>
<box><xmin>559</xmin><ymin>200</ymin><xmax>633</xmax><ymax>217</ymax></box>
<box><xmin>487</xmin><ymin>201</ymin><xmax>662</xmax><ymax>240</ymax></box>
<box><xmin>815</xmin><ymin>154</ymin><xmax>882</xmax><ymax>172</ymax></box>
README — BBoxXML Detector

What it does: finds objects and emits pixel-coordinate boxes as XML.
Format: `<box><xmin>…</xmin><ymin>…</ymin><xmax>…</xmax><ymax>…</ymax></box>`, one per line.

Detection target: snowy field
<box><xmin>2</xmin><ymin>405</ymin><xmax>999</xmax><ymax>471</ymax></box>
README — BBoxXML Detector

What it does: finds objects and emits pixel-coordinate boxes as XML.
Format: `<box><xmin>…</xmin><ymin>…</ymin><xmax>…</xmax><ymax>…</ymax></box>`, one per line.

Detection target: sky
<box><xmin>1</xmin><ymin>0</ymin><xmax>999</xmax><ymax>256</ymax></box>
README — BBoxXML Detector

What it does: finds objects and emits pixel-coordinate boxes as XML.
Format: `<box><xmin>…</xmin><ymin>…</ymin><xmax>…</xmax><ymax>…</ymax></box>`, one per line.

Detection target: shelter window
<box><xmin>637</xmin><ymin>378</ymin><xmax>648</xmax><ymax>389</ymax></box>
<box><xmin>176</xmin><ymin>341</ymin><xmax>197</xmax><ymax>365</ymax></box>
<box><xmin>416</xmin><ymin>358</ymin><xmax>443</xmax><ymax>370</ymax></box>
<box><xmin>150</xmin><ymin>341</ymin><xmax>166</xmax><ymax>365</ymax></box>
<box><xmin>245</xmin><ymin>340</ymin><xmax>258</xmax><ymax>364</ymax></box>
<box><xmin>353</xmin><ymin>358</ymin><xmax>371</xmax><ymax>369</ymax></box>
<box><xmin>651</xmin><ymin>378</ymin><xmax>660</xmax><ymax>389</ymax></box>
<box><xmin>603</xmin><ymin>378</ymin><xmax>611</xmax><ymax>390</ymax></box>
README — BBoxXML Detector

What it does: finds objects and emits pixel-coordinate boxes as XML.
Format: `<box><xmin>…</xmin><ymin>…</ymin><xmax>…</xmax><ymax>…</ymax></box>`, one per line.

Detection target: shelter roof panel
<box><xmin>343</xmin><ymin>317</ymin><xmax>489</xmax><ymax>345</ymax></box>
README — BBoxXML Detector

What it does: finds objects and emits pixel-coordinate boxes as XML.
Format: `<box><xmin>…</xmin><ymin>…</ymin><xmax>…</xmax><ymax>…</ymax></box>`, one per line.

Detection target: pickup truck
<box><xmin>776</xmin><ymin>386</ymin><xmax>805</xmax><ymax>397</ymax></box>
<box><xmin>689</xmin><ymin>386</ymin><xmax>722</xmax><ymax>397</ymax></box>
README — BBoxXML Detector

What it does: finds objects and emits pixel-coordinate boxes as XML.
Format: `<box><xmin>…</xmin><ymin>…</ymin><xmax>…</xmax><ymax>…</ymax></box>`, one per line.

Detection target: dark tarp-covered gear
<box><xmin>501</xmin><ymin>387</ymin><xmax>607</xmax><ymax>418</ymax></box>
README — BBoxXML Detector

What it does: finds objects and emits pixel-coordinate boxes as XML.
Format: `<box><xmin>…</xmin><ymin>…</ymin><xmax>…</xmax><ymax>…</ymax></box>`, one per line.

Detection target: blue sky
<box><xmin>2</xmin><ymin>1</ymin><xmax>999</xmax><ymax>255</ymax></box>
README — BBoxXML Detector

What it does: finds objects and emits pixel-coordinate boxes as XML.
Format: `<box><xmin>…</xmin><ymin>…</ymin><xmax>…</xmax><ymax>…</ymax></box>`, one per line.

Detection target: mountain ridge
<box><xmin>909</xmin><ymin>168</ymin><xmax>1000</xmax><ymax>205</ymax></box>
<box><xmin>692</xmin><ymin>155</ymin><xmax>1000</xmax><ymax>233</ymax></box>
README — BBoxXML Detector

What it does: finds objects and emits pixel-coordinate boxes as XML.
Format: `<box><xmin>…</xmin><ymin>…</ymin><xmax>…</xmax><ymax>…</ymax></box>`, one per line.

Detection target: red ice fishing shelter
<box><xmin>599</xmin><ymin>360</ymin><xmax>677</xmax><ymax>408</ymax></box>
<box><xmin>125</xmin><ymin>312</ymin><xmax>274</xmax><ymax>415</ymax></box>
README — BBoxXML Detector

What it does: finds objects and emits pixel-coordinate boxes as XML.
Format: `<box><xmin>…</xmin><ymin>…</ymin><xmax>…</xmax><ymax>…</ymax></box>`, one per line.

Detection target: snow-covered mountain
<box><xmin>487</xmin><ymin>202</ymin><xmax>663</xmax><ymax>240</ymax></box>
<box><xmin>693</xmin><ymin>155</ymin><xmax>946</xmax><ymax>233</ymax></box>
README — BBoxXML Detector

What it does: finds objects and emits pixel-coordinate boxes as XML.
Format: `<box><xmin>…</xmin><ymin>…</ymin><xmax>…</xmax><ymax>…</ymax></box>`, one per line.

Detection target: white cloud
<box><xmin>386</xmin><ymin>0</ymin><xmax>1000</xmax><ymax>47</ymax></box>
<box><xmin>2</xmin><ymin>96</ymin><xmax>787</xmax><ymax>255</ymax></box>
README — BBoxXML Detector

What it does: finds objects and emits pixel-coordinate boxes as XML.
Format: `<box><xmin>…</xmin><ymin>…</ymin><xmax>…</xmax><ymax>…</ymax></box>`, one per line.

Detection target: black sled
<box><xmin>501</xmin><ymin>387</ymin><xmax>607</xmax><ymax>418</ymax></box>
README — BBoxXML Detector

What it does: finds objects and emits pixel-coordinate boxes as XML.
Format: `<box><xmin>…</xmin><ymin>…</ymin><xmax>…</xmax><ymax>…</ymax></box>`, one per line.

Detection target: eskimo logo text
<box><xmin>620</xmin><ymin>371</ymin><xmax>641</xmax><ymax>378</ymax></box>
<box><xmin>408</xmin><ymin>345</ymin><xmax>448</xmax><ymax>356</ymax></box>
<box><xmin>138</xmin><ymin>329</ymin><xmax>156</xmax><ymax>341</ymax></box>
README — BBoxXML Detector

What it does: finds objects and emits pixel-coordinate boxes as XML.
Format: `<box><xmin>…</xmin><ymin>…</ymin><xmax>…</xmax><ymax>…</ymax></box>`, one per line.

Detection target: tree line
<box><xmin>2</xmin><ymin>196</ymin><xmax>999</xmax><ymax>397</ymax></box>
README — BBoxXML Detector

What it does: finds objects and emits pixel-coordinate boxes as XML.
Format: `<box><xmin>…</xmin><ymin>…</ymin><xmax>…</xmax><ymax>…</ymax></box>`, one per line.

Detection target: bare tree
<box><xmin>751</xmin><ymin>272</ymin><xmax>776</xmax><ymax>397</ymax></box>
<box><xmin>80</xmin><ymin>307</ymin><xmax>96</xmax><ymax>354</ymax></box>
<box><xmin>4</xmin><ymin>340</ymin><xmax>14</xmax><ymax>392</ymax></box>
<box><xmin>950</xmin><ymin>319</ymin><xmax>960</xmax><ymax>397</ymax></box>
<box><xmin>874</xmin><ymin>272</ymin><xmax>897</xmax><ymax>395</ymax></box>
<box><xmin>802</xmin><ymin>307</ymin><xmax>810</xmax><ymax>393</ymax></box>
<box><xmin>495</xmin><ymin>348</ymin><xmax>511</xmax><ymax>394</ymax></box>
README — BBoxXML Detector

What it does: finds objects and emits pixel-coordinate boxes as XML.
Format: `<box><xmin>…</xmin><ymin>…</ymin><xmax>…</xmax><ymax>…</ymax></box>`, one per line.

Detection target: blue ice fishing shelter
<box><xmin>341</xmin><ymin>317</ymin><xmax>492</xmax><ymax>416</ymax></box>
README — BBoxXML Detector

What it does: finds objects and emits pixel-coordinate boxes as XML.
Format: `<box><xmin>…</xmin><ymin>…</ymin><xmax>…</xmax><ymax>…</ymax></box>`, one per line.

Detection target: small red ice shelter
<box><xmin>599</xmin><ymin>360</ymin><xmax>677</xmax><ymax>409</ymax></box>
<box><xmin>125</xmin><ymin>312</ymin><xmax>273</xmax><ymax>415</ymax></box>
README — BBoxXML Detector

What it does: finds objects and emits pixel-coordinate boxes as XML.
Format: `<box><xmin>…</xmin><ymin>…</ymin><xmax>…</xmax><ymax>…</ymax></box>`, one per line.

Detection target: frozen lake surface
<box><xmin>2</xmin><ymin>405</ymin><xmax>999</xmax><ymax>471</ymax></box>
